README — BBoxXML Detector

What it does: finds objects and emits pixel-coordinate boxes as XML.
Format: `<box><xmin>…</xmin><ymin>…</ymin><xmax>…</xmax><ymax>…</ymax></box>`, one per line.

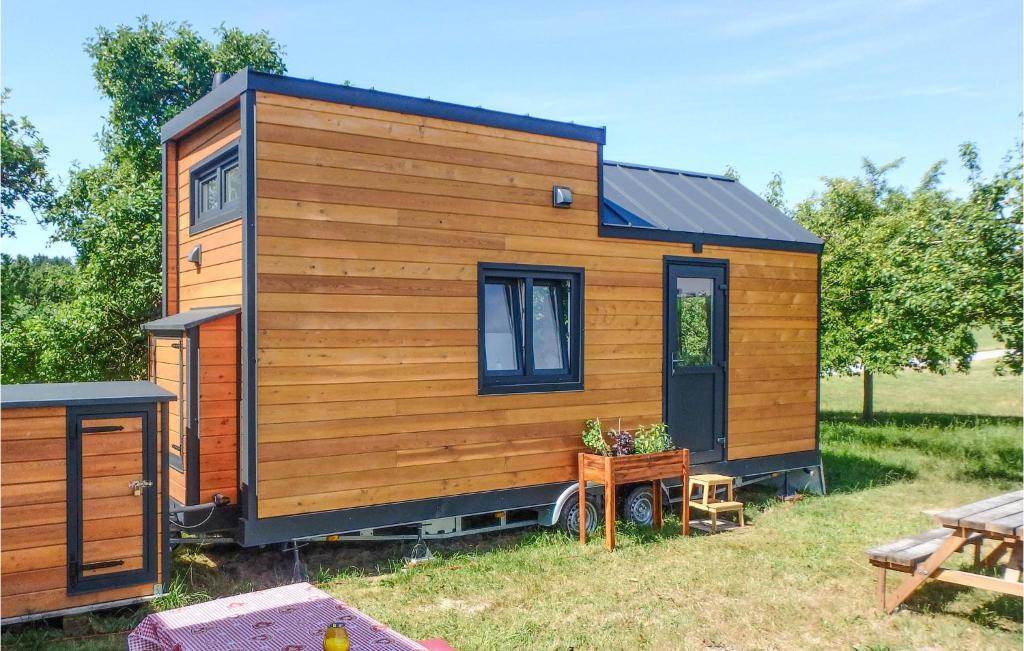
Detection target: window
<box><xmin>478</xmin><ymin>263</ymin><xmax>583</xmax><ymax>394</ymax></box>
<box><xmin>675</xmin><ymin>277</ymin><xmax>713</xmax><ymax>366</ymax></box>
<box><xmin>190</xmin><ymin>144</ymin><xmax>241</xmax><ymax>233</ymax></box>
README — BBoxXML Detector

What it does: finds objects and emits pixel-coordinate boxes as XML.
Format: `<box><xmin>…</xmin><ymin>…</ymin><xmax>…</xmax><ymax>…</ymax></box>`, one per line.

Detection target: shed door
<box><xmin>68</xmin><ymin>407</ymin><xmax>157</xmax><ymax>594</ymax></box>
<box><xmin>665</xmin><ymin>262</ymin><xmax>727</xmax><ymax>464</ymax></box>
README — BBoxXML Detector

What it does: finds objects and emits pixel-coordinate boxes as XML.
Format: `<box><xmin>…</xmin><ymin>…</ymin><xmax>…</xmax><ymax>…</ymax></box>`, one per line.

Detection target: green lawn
<box><xmin>4</xmin><ymin>365</ymin><xmax>1022</xmax><ymax>650</ymax></box>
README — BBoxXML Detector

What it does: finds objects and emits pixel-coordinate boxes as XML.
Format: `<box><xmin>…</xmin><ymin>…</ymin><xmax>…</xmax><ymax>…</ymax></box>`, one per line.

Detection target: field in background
<box><xmin>4</xmin><ymin>365</ymin><xmax>1022</xmax><ymax>650</ymax></box>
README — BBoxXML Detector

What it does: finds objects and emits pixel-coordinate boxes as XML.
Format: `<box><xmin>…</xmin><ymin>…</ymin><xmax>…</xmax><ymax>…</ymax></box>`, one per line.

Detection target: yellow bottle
<box><xmin>324</xmin><ymin>622</ymin><xmax>350</xmax><ymax>651</ymax></box>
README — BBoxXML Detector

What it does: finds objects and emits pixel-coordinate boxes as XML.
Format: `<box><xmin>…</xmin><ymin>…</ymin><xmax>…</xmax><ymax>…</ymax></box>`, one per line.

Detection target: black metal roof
<box><xmin>143</xmin><ymin>306</ymin><xmax>240</xmax><ymax>335</ymax></box>
<box><xmin>602</xmin><ymin>161</ymin><xmax>823</xmax><ymax>253</ymax></box>
<box><xmin>1</xmin><ymin>381</ymin><xmax>176</xmax><ymax>408</ymax></box>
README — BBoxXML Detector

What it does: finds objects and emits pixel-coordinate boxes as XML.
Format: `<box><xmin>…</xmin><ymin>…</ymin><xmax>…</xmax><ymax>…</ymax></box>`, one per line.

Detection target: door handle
<box><xmin>80</xmin><ymin>559</ymin><xmax>125</xmax><ymax>572</ymax></box>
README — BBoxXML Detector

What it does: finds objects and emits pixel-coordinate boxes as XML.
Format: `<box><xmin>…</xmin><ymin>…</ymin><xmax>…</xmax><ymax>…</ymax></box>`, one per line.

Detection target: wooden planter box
<box><xmin>577</xmin><ymin>449</ymin><xmax>690</xmax><ymax>550</ymax></box>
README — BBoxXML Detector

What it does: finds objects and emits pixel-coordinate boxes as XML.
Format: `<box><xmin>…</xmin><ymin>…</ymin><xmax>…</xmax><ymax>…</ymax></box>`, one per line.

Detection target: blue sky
<box><xmin>2</xmin><ymin>0</ymin><xmax>1021</xmax><ymax>257</ymax></box>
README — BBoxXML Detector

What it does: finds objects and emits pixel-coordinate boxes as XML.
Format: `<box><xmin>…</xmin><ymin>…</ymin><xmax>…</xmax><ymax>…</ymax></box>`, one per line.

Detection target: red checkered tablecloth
<box><xmin>128</xmin><ymin>582</ymin><xmax>427</xmax><ymax>651</ymax></box>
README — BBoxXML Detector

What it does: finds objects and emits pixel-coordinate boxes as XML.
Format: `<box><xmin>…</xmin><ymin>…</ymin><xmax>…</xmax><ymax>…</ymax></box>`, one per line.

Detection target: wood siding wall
<box><xmin>197</xmin><ymin>315</ymin><xmax>239</xmax><ymax>504</ymax></box>
<box><xmin>251</xmin><ymin>91</ymin><xmax>818</xmax><ymax>520</ymax></box>
<box><xmin>0</xmin><ymin>406</ymin><xmax>164</xmax><ymax>620</ymax></box>
<box><xmin>152</xmin><ymin>335</ymin><xmax>187</xmax><ymax>504</ymax></box>
<box><xmin>166</xmin><ymin>108</ymin><xmax>244</xmax><ymax>315</ymax></box>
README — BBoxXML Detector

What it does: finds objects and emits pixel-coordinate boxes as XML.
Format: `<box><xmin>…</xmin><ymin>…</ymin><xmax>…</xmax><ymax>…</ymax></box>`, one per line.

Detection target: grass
<box><xmin>4</xmin><ymin>363</ymin><xmax>1022</xmax><ymax>650</ymax></box>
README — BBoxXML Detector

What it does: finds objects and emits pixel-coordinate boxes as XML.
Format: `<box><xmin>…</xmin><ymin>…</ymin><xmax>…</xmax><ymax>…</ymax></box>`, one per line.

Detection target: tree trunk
<box><xmin>862</xmin><ymin>370</ymin><xmax>874</xmax><ymax>422</ymax></box>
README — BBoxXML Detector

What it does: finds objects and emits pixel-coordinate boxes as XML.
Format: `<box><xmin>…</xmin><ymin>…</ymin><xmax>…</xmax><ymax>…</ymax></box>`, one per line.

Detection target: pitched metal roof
<box><xmin>602</xmin><ymin>161</ymin><xmax>823</xmax><ymax>253</ymax></box>
<box><xmin>143</xmin><ymin>306</ymin><xmax>241</xmax><ymax>335</ymax></box>
<box><xmin>1</xmin><ymin>381</ymin><xmax>175</xmax><ymax>408</ymax></box>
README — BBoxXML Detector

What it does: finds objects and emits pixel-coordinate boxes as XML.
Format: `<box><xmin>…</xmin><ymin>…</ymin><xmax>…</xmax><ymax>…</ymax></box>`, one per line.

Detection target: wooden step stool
<box><xmin>688</xmin><ymin>473</ymin><xmax>744</xmax><ymax>532</ymax></box>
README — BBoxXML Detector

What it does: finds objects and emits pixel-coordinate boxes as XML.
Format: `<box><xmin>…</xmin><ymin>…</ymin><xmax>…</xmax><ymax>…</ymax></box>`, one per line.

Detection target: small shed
<box><xmin>0</xmin><ymin>382</ymin><xmax>174</xmax><ymax>623</ymax></box>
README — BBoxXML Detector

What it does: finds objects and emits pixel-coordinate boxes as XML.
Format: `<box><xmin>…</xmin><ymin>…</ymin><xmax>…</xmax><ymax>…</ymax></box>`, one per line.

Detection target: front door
<box><xmin>68</xmin><ymin>406</ymin><xmax>157</xmax><ymax>594</ymax></box>
<box><xmin>665</xmin><ymin>260</ymin><xmax>727</xmax><ymax>464</ymax></box>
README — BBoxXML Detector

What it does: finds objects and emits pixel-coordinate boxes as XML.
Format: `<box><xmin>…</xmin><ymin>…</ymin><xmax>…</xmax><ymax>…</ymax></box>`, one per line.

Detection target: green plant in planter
<box><xmin>634</xmin><ymin>423</ymin><xmax>672</xmax><ymax>454</ymax></box>
<box><xmin>581</xmin><ymin>418</ymin><xmax>610</xmax><ymax>456</ymax></box>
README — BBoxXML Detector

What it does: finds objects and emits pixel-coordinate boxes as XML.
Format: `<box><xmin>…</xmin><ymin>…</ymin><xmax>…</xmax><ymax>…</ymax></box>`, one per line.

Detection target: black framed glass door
<box><xmin>665</xmin><ymin>260</ymin><xmax>727</xmax><ymax>464</ymax></box>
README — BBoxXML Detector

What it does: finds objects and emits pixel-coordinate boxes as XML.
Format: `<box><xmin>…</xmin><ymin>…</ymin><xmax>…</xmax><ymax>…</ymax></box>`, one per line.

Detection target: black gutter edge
<box><xmin>815</xmin><ymin>251</ymin><xmax>823</xmax><ymax>452</ymax></box>
<box><xmin>160</xmin><ymin>401</ymin><xmax>170</xmax><ymax>593</ymax></box>
<box><xmin>161</xmin><ymin>68</ymin><xmax>606</xmax><ymax>145</ymax></box>
<box><xmin>598</xmin><ymin>223</ymin><xmax>825</xmax><ymax>254</ymax></box>
<box><xmin>239</xmin><ymin>89</ymin><xmax>258</xmax><ymax>526</ymax></box>
<box><xmin>186</xmin><ymin>327</ymin><xmax>201</xmax><ymax>505</ymax></box>
<box><xmin>160</xmin><ymin>70</ymin><xmax>249</xmax><ymax>142</ymax></box>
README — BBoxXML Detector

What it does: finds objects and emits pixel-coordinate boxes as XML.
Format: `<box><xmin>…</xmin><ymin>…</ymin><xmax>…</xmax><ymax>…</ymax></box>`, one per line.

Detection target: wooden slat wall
<box><xmin>197</xmin><ymin>314</ymin><xmax>239</xmax><ymax>504</ymax></box>
<box><xmin>170</xmin><ymin>108</ymin><xmax>244</xmax><ymax>315</ymax></box>
<box><xmin>252</xmin><ymin>91</ymin><xmax>818</xmax><ymax>518</ymax></box>
<box><xmin>151</xmin><ymin>336</ymin><xmax>187</xmax><ymax>504</ymax></box>
<box><xmin>0</xmin><ymin>406</ymin><xmax>164</xmax><ymax>620</ymax></box>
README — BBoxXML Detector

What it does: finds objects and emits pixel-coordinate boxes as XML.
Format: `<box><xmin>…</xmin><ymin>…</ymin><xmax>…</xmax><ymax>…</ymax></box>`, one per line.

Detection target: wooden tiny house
<box><xmin>0</xmin><ymin>382</ymin><xmax>173</xmax><ymax>622</ymax></box>
<box><xmin>147</xmin><ymin>69</ymin><xmax>824</xmax><ymax>546</ymax></box>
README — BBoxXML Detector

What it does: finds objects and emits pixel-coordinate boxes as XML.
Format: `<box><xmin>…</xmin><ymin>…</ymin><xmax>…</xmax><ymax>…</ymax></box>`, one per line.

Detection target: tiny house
<box><xmin>145</xmin><ymin>68</ymin><xmax>824</xmax><ymax>547</ymax></box>
<box><xmin>0</xmin><ymin>382</ymin><xmax>173</xmax><ymax>622</ymax></box>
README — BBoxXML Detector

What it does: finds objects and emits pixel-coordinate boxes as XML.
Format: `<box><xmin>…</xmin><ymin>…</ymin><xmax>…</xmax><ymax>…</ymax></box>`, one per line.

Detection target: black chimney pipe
<box><xmin>212</xmin><ymin>72</ymin><xmax>229</xmax><ymax>89</ymax></box>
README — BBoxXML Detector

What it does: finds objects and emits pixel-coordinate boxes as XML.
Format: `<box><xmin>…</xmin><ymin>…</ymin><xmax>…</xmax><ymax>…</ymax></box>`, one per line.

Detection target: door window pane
<box><xmin>532</xmin><ymin>280</ymin><xmax>569</xmax><ymax>371</ymax></box>
<box><xmin>676</xmin><ymin>277</ymin><xmax>713</xmax><ymax>366</ymax></box>
<box><xmin>223</xmin><ymin>164</ymin><xmax>241</xmax><ymax>204</ymax></box>
<box><xmin>484</xmin><ymin>281</ymin><xmax>519</xmax><ymax>371</ymax></box>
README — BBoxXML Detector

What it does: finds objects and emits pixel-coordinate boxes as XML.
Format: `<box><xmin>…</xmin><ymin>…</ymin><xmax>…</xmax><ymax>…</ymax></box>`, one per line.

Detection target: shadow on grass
<box><xmin>821</xmin><ymin>449</ymin><xmax>917</xmax><ymax>493</ymax></box>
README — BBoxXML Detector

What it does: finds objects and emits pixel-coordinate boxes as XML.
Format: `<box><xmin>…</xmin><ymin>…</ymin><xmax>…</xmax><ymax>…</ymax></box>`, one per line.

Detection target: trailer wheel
<box><xmin>558</xmin><ymin>493</ymin><xmax>600</xmax><ymax>537</ymax></box>
<box><xmin>623</xmin><ymin>485</ymin><xmax>658</xmax><ymax>527</ymax></box>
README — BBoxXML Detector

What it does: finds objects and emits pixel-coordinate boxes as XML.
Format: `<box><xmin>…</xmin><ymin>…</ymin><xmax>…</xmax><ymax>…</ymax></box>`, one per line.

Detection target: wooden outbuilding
<box><xmin>0</xmin><ymin>382</ymin><xmax>174</xmax><ymax>622</ymax></box>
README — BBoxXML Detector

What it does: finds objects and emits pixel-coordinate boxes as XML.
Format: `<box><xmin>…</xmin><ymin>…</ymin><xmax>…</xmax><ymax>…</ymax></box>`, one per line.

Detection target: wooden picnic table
<box><xmin>874</xmin><ymin>490</ymin><xmax>1024</xmax><ymax>612</ymax></box>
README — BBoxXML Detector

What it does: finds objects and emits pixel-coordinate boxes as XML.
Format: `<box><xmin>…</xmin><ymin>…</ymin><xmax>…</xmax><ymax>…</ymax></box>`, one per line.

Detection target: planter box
<box><xmin>577</xmin><ymin>449</ymin><xmax>690</xmax><ymax>551</ymax></box>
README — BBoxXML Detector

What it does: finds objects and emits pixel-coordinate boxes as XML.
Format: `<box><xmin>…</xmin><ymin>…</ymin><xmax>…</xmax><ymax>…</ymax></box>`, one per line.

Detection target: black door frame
<box><xmin>67</xmin><ymin>403</ymin><xmax>158</xmax><ymax>595</ymax></box>
<box><xmin>663</xmin><ymin>255</ymin><xmax>729</xmax><ymax>464</ymax></box>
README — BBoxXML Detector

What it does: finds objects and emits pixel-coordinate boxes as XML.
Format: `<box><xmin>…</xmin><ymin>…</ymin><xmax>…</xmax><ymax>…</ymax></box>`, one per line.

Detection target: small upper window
<box><xmin>478</xmin><ymin>263</ymin><xmax>583</xmax><ymax>394</ymax></box>
<box><xmin>190</xmin><ymin>145</ymin><xmax>241</xmax><ymax>233</ymax></box>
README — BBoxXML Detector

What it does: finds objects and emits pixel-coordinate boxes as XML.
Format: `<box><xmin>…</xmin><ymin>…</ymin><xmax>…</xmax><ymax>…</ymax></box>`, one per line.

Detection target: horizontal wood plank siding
<box><xmin>197</xmin><ymin>315</ymin><xmax>239</xmax><ymax>504</ymax></box>
<box><xmin>253</xmin><ymin>91</ymin><xmax>817</xmax><ymax>518</ymax></box>
<box><xmin>171</xmin><ymin>108</ymin><xmax>244</xmax><ymax>314</ymax></box>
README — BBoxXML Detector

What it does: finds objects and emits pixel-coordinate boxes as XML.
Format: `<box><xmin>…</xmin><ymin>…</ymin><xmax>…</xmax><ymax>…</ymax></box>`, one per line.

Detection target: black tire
<box><xmin>623</xmin><ymin>485</ymin><xmax>660</xmax><ymax>527</ymax></box>
<box><xmin>558</xmin><ymin>492</ymin><xmax>600</xmax><ymax>537</ymax></box>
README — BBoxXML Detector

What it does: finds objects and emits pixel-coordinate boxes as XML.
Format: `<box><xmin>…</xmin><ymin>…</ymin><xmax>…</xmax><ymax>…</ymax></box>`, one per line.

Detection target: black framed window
<box><xmin>189</xmin><ymin>144</ymin><xmax>241</xmax><ymax>234</ymax></box>
<box><xmin>478</xmin><ymin>263</ymin><xmax>583</xmax><ymax>394</ymax></box>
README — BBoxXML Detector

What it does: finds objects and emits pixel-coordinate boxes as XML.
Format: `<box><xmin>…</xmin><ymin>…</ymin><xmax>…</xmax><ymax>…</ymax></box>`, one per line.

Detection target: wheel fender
<box><xmin>543</xmin><ymin>482</ymin><xmax>588</xmax><ymax>527</ymax></box>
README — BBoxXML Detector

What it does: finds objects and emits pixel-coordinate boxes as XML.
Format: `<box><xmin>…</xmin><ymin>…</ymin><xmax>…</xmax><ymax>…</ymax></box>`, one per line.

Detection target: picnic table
<box><xmin>128</xmin><ymin>582</ymin><xmax>440</xmax><ymax>651</ymax></box>
<box><xmin>868</xmin><ymin>490</ymin><xmax>1024</xmax><ymax>612</ymax></box>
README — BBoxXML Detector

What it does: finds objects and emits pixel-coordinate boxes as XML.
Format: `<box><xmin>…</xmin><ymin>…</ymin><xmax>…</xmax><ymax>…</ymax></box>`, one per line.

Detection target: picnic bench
<box><xmin>867</xmin><ymin>490</ymin><xmax>1024</xmax><ymax>612</ymax></box>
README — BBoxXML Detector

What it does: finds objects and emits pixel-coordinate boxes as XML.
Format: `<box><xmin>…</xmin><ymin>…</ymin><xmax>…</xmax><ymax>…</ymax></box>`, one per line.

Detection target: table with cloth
<box><xmin>128</xmin><ymin>582</ymin><xmax>444</xmax><ymax>651</ymax></box>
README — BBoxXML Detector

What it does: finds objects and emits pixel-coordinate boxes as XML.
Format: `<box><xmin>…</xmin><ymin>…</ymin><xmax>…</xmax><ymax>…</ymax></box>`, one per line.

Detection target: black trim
<box><xmin>186</xmin><ymin>327</ymin><xmax>201</xmax><ymax>504</ymax></box>
<box><xmin>160</xmin><ymin>400</ymin><xmax>170</xmax><ymax>593</ymax></box>
<box><xmin>161</xmin><ymin>143</ymin><xmax>168</xmax><ymax>317</ymax></box>
<box><xmin>1</xmin><ymin>382</ymin><xmax>175</xmax><ymax>409</ymax></box>
<box><xmin>239</xmin><ymin>89</ymin><xmax>258</xmax><ymax>524</ymax></box>
<box><xmin>188</xmin><ymin>142</ymin><xmax>242</xmax><ymax>236</ymax></box>
<box><xmin>477</xmin><ymin>263</ymin><xmax>584</xmax><ymax>395</ymax></box>
<box><xmin>662</xmin><ymin>256</ymin><xmax>730</xmax><ymax>464</ymax></box>
<box><xmin>162</xmin><ymin>69</ymin><xmax>606</xmax><ymax>145</ymax></box>
<box><xmin>67</xmin><ymin>404</ymin><xmax>158</xmax><ymax>595</ymax></box>
<box><xmin>599</xmin><ymin>223</ymin><xmax>825</xmax><ymax>254</ymax></box>
<box><xmin>815</xmin><ymin>252</ymin><xmax>823</xmax><ymax>450</ymax></box>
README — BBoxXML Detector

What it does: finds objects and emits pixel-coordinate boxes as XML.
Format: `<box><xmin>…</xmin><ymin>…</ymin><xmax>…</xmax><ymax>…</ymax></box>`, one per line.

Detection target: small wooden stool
<box><xmin>688</xmin><ymin>473</ymin><xmax>744</xmax><ymax>532</ymax></box>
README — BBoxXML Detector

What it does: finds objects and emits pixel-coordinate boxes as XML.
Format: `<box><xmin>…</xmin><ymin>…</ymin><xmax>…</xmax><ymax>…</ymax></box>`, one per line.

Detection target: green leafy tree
<box><xmin>796</xmin><ymin>149</ymin><xmax>1022</xmax><ymax>420</ymax></box>
<box><xmin>2</xmin><ymin>18</ymin><xmax>286</xmax><ymax>383</ymax></box>
<box><xmin>1</xmin><ymin>90</ymin><xmax>54</xmax><ymax>237</ymax></box>
<box><xmin>763</xmin><ymin>171</ymin><xmax>787</xmax><ymax>214</ymax></box>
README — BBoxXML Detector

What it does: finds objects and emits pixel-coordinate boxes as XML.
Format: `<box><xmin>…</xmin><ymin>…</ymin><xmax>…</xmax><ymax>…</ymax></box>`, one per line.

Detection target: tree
<box><xmin>763</xmin><ymin>171</ymin><xmax>787</xmax><ymax>213</ymax></box>
<box><xmin>1</xmin><ymin>18</ymin><xmax>286</xmax><ymax>383</ymax></box>
<box><xmin>795</xmin><ymin>149</ymin><xmax>1022</xmax><ymax>420</ymax></box>
<box><xmin>1</xmin><ymin>90</ymin><xmax>53</xmax><ymax>237</ymax></box>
